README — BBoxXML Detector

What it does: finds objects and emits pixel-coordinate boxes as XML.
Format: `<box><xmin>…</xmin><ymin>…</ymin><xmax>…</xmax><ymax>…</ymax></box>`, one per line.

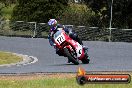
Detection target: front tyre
<box><xmin>64</xmin><ymin>48</ymin><xmax>79</xmax><ymax>65</ymax></box>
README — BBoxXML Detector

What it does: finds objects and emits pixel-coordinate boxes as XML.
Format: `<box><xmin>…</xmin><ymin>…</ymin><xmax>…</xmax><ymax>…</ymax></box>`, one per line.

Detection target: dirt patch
<box><xmin>0</xmin><ymin>73</ymin><xmax>76</xmax><ymax>80</ymax></box>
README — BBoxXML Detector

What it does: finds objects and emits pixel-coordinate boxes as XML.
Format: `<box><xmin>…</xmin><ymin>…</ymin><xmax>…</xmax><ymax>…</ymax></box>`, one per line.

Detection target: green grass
<box><xmin>0</xmin><ymin>51</ymin><xmax>22</xmax><ymax>65</ymax></box>
<box><xmin>0</xmin><ymin>75</ymin><xmax>131</xmax><ymax>88</ymax></box>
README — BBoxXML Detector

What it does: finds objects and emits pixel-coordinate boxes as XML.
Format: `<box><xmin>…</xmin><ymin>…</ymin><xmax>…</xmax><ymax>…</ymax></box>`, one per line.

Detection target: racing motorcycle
<box><xmin>53</xmin><ymin>28</ymin><xmax>90</xmax><ymax>65</ymax></box>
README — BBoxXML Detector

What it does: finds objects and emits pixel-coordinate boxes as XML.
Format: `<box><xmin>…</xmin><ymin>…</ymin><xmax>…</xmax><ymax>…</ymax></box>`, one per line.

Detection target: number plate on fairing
<box><xmin>55</xmin><ymin>33</ymin><xmax>65</xmax><ymax>45</ymax></box>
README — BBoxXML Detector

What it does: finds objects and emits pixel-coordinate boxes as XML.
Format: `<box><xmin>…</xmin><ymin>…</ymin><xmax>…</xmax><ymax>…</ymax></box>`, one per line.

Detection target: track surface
<box><xmin>0</xmin><ymin>36</ymin><xmax>132</xmax><ymax>73</ymax></box>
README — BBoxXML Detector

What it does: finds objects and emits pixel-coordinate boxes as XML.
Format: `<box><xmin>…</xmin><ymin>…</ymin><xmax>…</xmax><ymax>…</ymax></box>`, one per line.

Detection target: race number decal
<box><xmin>55</xmin><ymin>34</ymin><xmax>65</xmax><ymax>45</ymax></box>
<box><xmin>76</xmin><ymin>43</ymin><xmax>83</xmax><ymax>57</ymax></box>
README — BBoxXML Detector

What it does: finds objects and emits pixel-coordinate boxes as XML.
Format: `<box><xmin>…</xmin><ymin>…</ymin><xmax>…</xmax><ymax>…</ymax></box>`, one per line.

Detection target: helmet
<box><xmin>48</xmin><ymin>19</ymin><xmax>58</xmax><ymax>31</ymax></box>
<box><xmin>48</xmin><ymin>19</ymin><xmax>57</xmax><ymax>26</ymax></box>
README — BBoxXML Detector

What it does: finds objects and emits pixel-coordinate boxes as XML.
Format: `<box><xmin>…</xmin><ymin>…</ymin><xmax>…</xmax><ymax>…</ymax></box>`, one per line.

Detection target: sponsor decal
<box><xmin>76</xmin><ymin>67</ymin><xmax>131</xmax><ymax>85</ymax></box>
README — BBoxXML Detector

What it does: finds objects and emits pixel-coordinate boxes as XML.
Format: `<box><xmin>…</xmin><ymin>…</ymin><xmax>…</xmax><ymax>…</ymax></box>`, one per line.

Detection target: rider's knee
<box><xmin>69</xmin><ymin>32</ymin><xmax>77</xmax><ymax>40</ymax></box>
<box><xmin>56</xmin><ymin>50</ymin><xmax>63</xmax><ymax>56</ymax></box>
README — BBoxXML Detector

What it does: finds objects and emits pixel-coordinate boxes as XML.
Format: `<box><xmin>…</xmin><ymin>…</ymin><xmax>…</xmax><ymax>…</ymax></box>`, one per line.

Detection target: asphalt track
<box><xmin>0</xmin><ymin>36</ymin><xmax>132</xmax><ymax>73</ymax></box>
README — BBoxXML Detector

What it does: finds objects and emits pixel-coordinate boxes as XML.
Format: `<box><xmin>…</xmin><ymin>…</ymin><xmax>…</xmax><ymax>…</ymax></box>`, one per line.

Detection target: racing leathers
<box><xmin>48</xmin><ymin>24</ymin><xmax>85</xmax><ymax>59</ymax></box>
<box><xmin>48</xmin><ymin>24</ymin><xmax>83</xmax><ymax>47</ymax></box>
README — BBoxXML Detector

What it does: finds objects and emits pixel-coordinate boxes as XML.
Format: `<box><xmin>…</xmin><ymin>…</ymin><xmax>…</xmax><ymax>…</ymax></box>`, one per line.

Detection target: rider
<box><xmin>48</xmin><ymin>19</ymin><xmax>83</xmax><ymax>46</ymax></box>
<box><xmin>48</xmin><ymin>19</ymin><xmax>88</xmax><ymax>62</ymax></box>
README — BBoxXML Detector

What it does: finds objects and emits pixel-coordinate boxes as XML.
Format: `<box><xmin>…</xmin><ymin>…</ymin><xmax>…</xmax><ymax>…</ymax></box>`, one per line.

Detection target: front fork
<box><xmin>64</xmin><ymin>45</ymin><xmax>78</xmax><ymax>62</ymax></box>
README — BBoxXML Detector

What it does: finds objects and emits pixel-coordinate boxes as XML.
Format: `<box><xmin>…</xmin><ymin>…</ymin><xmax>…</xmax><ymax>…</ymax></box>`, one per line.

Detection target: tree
<box><xmin>83</xmin><ymin>0</ymin><xmax>110</xmax><ymax>28</ymax></box>
<box><xmin>11</xmin><ymin>0</ymin><xmax>68</xmax><ymax>23</ymax></box>
<box><xmin>127</xmin><ymin>0</ymin><xmax>132</xmax><ymax>28</ymax></box>
<box><xmin>84</xmin><ymin>0</ymin><xmax>132</xmax><ymax>28</ymax></box>
<box><xmin>0</xmin><ymin>0</ymin><xmax>16</xmax><ymax>6</ymax></box>
<box><xmin>0</xmin><ymin>0</ymin><xmax>16</xmax><ymax>19</ymax></box>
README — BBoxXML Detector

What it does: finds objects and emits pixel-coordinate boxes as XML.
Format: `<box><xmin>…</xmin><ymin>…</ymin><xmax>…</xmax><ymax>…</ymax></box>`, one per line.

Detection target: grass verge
<box><xmin>0</xmin><ymin>51</ymin><xmax>22</xmax><ymax>65</ymax></box>
<box><xmin>0</xmin><ymin>73</ymin><xmax>131</xmax><ymax>88</ymax></box>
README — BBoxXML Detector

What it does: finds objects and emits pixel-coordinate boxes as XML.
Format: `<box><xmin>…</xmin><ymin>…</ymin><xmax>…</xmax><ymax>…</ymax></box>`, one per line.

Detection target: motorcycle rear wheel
<box><xmin>64</xmin><ymin>48</ymin><xmax>79</xmax><ymax>65</ymax></box>
<box><xmin>81</xmin><ymin>56</ymin><xmax>90</xmax><ymax>64</ymax></box>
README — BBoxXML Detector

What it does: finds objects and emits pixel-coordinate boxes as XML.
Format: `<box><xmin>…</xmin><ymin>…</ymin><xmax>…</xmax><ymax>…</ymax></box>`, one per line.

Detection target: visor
<box><xmin>48</xmin><ymin>19</ymin><xmax>56</xmax><ymax>26</ymax></box>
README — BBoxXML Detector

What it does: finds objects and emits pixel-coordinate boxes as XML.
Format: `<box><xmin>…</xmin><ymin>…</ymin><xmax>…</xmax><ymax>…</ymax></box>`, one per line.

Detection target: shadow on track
<box><xmin>49</xmin><ymin>63</ymin><xmax>89</xmax><ymax>66</ymax></box>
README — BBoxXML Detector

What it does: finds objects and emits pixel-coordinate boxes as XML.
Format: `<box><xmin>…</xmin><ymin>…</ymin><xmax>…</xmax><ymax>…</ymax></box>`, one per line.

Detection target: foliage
<box><xmin>0</xmin><ymin>0</ymin><xmax>16</xmax><ymax>21</ymax></box>
<box><xmin>84</xmin><ymin>0</ymin><xmax>132</xmax><ymax>28</ymax></box>
<box><xmin>1</xmin><ymin>4</ymin><xmax>15</xmax><ymax>20</ymax></box>
<box><xmin>58</xmin><ymin>3</ymin><xmax>98</xmax><ymax>26</ymax></box>
<box><xmin>0</xmin><ymin>0</ymin><xmax>16</xmax><ymax>6</ymax></box>
<box><xmin>0</xmin><ymin>3</ymin><xmax>4</xmax><ymax>17</ymax></box>
<box><xmin>83</xmin><ymin>0</ymin><xmax>110</xmax><ymax>28</ymax></box>
<box><xmin>11</xmin><ymin>0</ymin><xmax>68</xmax><ymax>23</ymax></box>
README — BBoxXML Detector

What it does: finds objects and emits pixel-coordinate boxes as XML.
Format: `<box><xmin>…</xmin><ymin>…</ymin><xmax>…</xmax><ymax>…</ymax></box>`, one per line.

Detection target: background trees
<box><xmin>0</xmin><ymin>0</ymin><xmax>16</xmax><ymax>6</ymax></box>
<box><xmin>1</xmin><ymin>0</ymin><xmax>132</xmax><ymax>28</ymax></box>
<box><xmin>84</xmin><ymin>0</ymin><xmax>132</xmax><ymax>28</ymax></box>
<box><xmin>0</xmin><ymin>0</ymin><xmax>16</xmax><ymax>20</ymax></box>
<box><xmin>11</xmin><ymin>0</ymin><xmax>68</xmax><ymax>23</ymax></box>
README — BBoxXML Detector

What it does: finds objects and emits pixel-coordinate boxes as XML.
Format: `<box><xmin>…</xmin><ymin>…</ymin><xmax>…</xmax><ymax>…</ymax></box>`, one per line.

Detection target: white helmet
<box><xmin>48</xmin><ymin>19</ymin><xmax>57</xmax><ymax>26</ymax></box>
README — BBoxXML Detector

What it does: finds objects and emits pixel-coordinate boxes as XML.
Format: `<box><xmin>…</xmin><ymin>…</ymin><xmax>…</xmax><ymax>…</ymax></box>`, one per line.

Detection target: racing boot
<box><xmin>83</xmin><ymin>46</ymin><xmax>90</xmax><ymax>63</ymax></box>
<box><xmin>67</xmin><ymin>58</ymin><xmax>71</xmax><ymax>63</ymax></box>
<box><xmin>83</xmin><ymin>46</ymin><xmax>89</xmax><ymax>57</ymax></box>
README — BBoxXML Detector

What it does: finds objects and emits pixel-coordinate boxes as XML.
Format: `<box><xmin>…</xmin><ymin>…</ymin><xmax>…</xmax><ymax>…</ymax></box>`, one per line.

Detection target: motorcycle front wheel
<box><xmin>64</xmin><ymin>48</ymin><xmax>79</xmax><ymax>65</ymax></box>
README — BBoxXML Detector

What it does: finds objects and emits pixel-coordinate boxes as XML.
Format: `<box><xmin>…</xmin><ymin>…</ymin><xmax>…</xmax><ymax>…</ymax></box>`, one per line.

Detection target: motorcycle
<box><xmin>53</xmin><ymin>28</ymin><xmax>90</xmax><ymax>65</ymax></box>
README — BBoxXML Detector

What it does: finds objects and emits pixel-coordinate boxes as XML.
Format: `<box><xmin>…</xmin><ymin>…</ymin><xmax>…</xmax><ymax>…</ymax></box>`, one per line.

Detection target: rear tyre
<box><xmin>64</xmin><ymin>48</ymin><xmax>79</xmax><ymax>65</ymax></box>
<box><xmin>82</xmin><ymin>56</ymin><xmax>90</xmax><ymax>64</ymax></box>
